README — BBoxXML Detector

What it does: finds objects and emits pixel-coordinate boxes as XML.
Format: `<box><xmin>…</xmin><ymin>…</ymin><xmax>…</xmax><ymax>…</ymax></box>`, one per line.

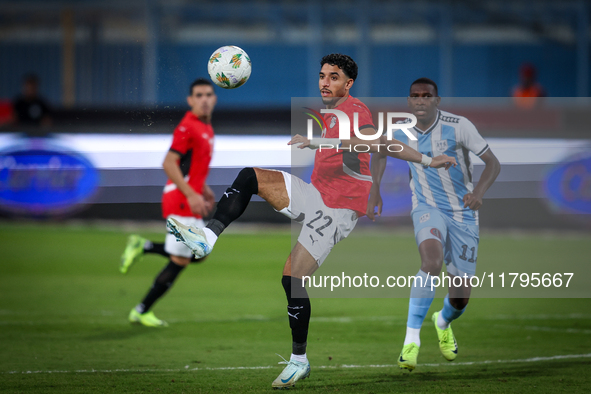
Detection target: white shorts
<box><xmin>165</xmin><ymin>214</ymin><xmax>205</xmax><ymax>258</ymax></box>
<box><xmin>277</xmin><ymin>171</ymin><xmax>358</xmax><ymax>266</ymax></box>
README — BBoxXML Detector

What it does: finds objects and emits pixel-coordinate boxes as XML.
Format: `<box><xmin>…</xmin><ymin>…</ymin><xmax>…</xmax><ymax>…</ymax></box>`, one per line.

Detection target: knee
<box><xmin>282</xmin><ymin>275</ymin><xmax>307</xmax><ymax>299</ymax></box>
<box><xmin>233</xmin><ymin>167</ymin><xmax>258</xmax><ymax>194</ymax></box>
<box><xmin>238</xmin><ymin>167</ymin><xmax>255</xmax><ymax>179</ymax></box>
<box><xmin>418</xmin><ymin>239</ymin><xmax>444</xmax><ymax>276</ymax></box>
<box><xmin>420</xmin><ymin>259</ymin><xmax>443</xmax><ymax>276</ymax></box>
<box><xmin>282</xmin><ymin>275</ymin><xmax>291</xmax><ymax>292</ymax></box>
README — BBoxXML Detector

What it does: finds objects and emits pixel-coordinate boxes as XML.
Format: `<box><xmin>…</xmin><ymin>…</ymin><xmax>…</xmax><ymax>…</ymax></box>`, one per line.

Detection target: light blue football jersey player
<box><xmin>394</xmin><ymin>110</ymin><xmax>490</xmax><ymax>225</ymax></box>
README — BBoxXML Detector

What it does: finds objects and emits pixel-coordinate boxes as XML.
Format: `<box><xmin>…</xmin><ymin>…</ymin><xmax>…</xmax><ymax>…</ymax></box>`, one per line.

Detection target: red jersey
<box><xmin>311</xmin><ymin>96</ymin><xmax>374</xmax><ymax>216</ymax></box>
<box><xmin>162</xmin><ymin>111</ymin><xmax>214</xmax><ymax>219</ymax></box>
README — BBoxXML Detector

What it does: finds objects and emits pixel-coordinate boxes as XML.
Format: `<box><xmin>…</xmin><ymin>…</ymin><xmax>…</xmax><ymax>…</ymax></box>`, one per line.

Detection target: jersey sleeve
<box><xmin>458</xmin><ymin>118</ymin><xmax>489</xmax><ymax>157</ymax></box>
<box><xmin>169</xmin><ymin>124</ymin><xmax>192</xmax><ymax>155</ymax></box>
<box><xmin>356</xmin><ymin>104</ymin><xmax>374</xmax><ymax>131</ymax></box>
<box><xmin>348</xmin><ymin>103</ymin><xmax>375</xmax><ymax>139</ymax></box>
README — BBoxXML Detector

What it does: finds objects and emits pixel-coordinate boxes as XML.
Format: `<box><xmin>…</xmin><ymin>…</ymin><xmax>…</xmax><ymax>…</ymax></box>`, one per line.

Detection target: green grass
<box><xmin>0</xmin><ymin>222</ymin><xmax>590</xmax><ymax>393</ymax></box>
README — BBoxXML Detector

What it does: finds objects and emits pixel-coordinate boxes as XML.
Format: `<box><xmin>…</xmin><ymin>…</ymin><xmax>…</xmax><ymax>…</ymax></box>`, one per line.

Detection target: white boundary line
<box><xmin>5</xmin><ymin>353</ymin><xmax>591</xmax><ymax>375</ymax></box>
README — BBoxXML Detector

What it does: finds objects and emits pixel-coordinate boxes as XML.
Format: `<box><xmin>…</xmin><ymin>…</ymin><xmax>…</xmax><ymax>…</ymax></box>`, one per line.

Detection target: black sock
<box><xmin>138</xmin><ymin>261</ymin><xmax>185</xmax><ymax>313</ymax></box>
<box><xmin>206</xmin><ymin>167</ymin><xmax>258</xmax><ymax>236</ymax></box>
<box><xmin>282</xmin><ymin>275</ymin><xmax>311</xmax><ymax>355</ymax></box>
<box><xmin>143</xmin><ymin>241</ymin><xmax>199</xmax><ymax>262</ymax></box>
<box><xmin>143</xmin><ymin>241</ymin><xmax>170</xmax><ymax>258</ymax></box>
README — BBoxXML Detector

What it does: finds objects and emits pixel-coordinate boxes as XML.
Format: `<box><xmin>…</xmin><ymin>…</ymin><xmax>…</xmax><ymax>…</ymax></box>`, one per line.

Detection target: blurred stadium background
<box><xmin>1</xmin><ymin>1</ymin><xmax>591</xmax><ymax>392</ymax></box>
<box><xmin>0</xmin><ymin>0</ymin><xmax>590</xmax><ymax>229</ymax></box>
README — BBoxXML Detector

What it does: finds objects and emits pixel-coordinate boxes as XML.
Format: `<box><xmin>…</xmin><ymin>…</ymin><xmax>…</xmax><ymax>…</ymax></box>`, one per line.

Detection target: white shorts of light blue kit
<box><xmin>165</xmin><ymin>214</ymin><xmax>205</xmax><ymax>258</ymax></box>
<box><xmin>276</xmin><ymin>171</ymin><xmax>358</xmax><ymax>266</ymax></box>
<box><xmin>412</xmin><ymin>205</ymin><xmax>479</xmax><ymax>277</ymax></box>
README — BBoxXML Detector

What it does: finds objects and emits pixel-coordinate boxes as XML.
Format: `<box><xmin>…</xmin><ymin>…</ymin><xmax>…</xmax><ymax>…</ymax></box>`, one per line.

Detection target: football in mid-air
<box><xmin>207</xmin><ymin>46</ymin><xmax>252</xmax><ymax>89</ymax></box>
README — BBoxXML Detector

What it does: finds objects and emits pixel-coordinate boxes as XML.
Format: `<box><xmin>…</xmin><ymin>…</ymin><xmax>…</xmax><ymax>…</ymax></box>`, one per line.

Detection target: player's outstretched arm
<box><xmin>463</xmin><ymin>149</ymin><xmax>501</xmax><ymax>210</ymax></box>
<box><xmin>289</xmin><ymin>133</ymin><xmax>456</xmax><ymax>169</ymax></box>
<box><xmin>339</xmin><ymin>133</ymin><xmax>456</xmax><ymax>169</ymax></box>
<box><xmin>376</xmin><ymin>135</ymin><xmax>457</xmax><ymax>169</ymax></box>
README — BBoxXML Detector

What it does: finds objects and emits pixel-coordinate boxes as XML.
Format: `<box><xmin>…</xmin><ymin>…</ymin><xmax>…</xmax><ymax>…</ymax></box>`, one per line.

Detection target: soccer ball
<box><xmin>207</xmin><ymin>46</ymin><xmax>252</xmax><ymax>89</ymax></box>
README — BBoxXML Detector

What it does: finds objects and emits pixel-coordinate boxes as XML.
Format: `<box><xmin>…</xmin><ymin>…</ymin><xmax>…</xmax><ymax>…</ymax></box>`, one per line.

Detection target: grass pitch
<box><xmin>0</xmin><ymin>222</ymin><xmax>590</xmax><ymax>393</ymax></box>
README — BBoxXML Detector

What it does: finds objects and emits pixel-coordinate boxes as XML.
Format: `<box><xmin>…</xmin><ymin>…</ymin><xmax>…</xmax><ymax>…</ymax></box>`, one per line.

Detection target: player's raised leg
<box><xmin>168</xmin><ymin>167</ymin><xmax>288</xmax><ymax>257</ymax></box>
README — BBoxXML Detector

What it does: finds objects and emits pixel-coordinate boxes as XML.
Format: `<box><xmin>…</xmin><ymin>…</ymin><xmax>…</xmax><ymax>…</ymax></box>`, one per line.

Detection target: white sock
<box><xmin>290</xmin><ymin>353</ymin><xmax>308</xmax><ymax>363</ymax></box>
<box><xmin>203</xmin><ymin>228</ymin><xmax>218</xmax><ymax>246</ymax></box>
<box><xmin>437</xmin><ymin>311</ymin><xmax>450</xmax><ymax>330</ymax></box>
<box><xmin>403</xmin><ymin>327</ymin><xmax>421</xmax><ymax>346</ymax></box>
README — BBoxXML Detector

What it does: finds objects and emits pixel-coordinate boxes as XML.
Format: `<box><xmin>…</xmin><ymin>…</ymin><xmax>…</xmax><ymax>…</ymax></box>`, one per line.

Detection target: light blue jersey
<box><xmin>394</xmin><ymin>110</ymin><xmax>489</xmax><ymax>225</ymax></box>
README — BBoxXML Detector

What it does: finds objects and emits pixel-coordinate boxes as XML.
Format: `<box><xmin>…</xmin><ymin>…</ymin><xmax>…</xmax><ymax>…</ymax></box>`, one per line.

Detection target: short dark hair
<box><xmin>410</xmin><ymin>77</ymin><xmax>438</xmax><ymax>96</ymax></box>
<box><xmin>189</xmin><ymin>78</ymin><xmax>214</xmax><ymax>95</ymax></box>
<box><xmin>320</xmin><ymin>54</ymin><xmax>358</xmax><ymax>81</ymax></box>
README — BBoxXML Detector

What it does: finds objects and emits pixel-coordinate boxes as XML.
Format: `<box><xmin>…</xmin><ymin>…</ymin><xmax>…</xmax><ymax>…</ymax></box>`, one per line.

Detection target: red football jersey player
<box><xmin>163</xmin><ymin>54</ymin><xmax>456</xmax><ymax>389</ymax></box>
<box><xmin>162</xmin><ymin>106</ymin><xmax>215</xmax><ymax>219</ymax></box>
<box><xmin>120</xmin><ymin>78</ymin><xmax>217</xmax><ymax>327</ymax></box>
<box><xmin>311</xmin><ymin>96</ymin><xmax>374</xmax><ymax>216</ymax></box>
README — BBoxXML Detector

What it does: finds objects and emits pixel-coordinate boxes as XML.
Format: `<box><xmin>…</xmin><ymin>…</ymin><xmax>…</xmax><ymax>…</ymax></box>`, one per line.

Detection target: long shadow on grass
<box><xmin>308</xmin><ymin>360</ymin><xmax>591</xmax><ymax>391</ymax></box>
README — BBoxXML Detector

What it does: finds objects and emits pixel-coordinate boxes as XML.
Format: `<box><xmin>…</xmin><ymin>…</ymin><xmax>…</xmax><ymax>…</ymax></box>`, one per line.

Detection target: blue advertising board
<box><xmin>544</xmin><ymin>153</ymin><xmax>591</xmax><ymax>215</ymax></box>
<box><xmin>0</xmin><ymin>138</ymin><xmax>99</xmax><ymax>215</ymax></box>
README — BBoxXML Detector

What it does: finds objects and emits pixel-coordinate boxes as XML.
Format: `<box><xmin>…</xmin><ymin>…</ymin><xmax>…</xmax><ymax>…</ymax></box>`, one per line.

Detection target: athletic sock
<box><xmin>292</xmin><ymin>341</ymin><xmax>307</xmax><ymax>356</ymax></box>
<box><xmin>290</xmin><ymin>353</ymin><xmax>308</xmax><ymax>363</ymax></box>
<box><xmin>206</xmin><ymin>219</ymin><xmax>225</xmax><ymax>238</ymax></box>
<box><xmin>202</xmin><ymin>228</ymin><xmax>218</xmax><ymax>247</ymax></box>
<box><xmin>281</xmin><ymin>275</ymin><xmax>311</xmax><ymax>356</ymax></box>
<box><xmin>206</xmin><ymin>167</ymin><xmax>258</xmax><ymax>236</ymax></box>
<box><xmin>403</xmin><ymin>327</ymin><xmax>421</xmax><ymax>347</ymax></box>
<box><xmin>135</xmin><ymin>304</ymin><xmax>146</xmax><ymax>314</ymax></box>
<box><xmin>438</xmin><ymin>294</ymin><xmax>465</xmax><ymax>330</ymax></box>
<box><xmin>138</xmin><ymin>260</ymin><xmax>185</xmax><ymax>313</ymax></box>
<box><xmin>404</xmin><ymin>270</ymin><xmax>436</xmax><ymax>345</ymax></box>
<box><xmin>143</xmin><ymin>240</ymin><xmax>169</xmax><ymax>258</ymax></box>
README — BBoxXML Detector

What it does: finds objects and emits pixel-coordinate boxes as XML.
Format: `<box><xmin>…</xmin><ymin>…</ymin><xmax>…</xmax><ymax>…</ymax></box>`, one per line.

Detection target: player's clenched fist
<box><xmin>463</xmin><ymin>192</ymin><xmax>483</xmax><ymax>210</ymax></box>
<box><xmin>430</xmin><ymin>155</ymin><xmax>457</xmax><ymax>170</ymax></box>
